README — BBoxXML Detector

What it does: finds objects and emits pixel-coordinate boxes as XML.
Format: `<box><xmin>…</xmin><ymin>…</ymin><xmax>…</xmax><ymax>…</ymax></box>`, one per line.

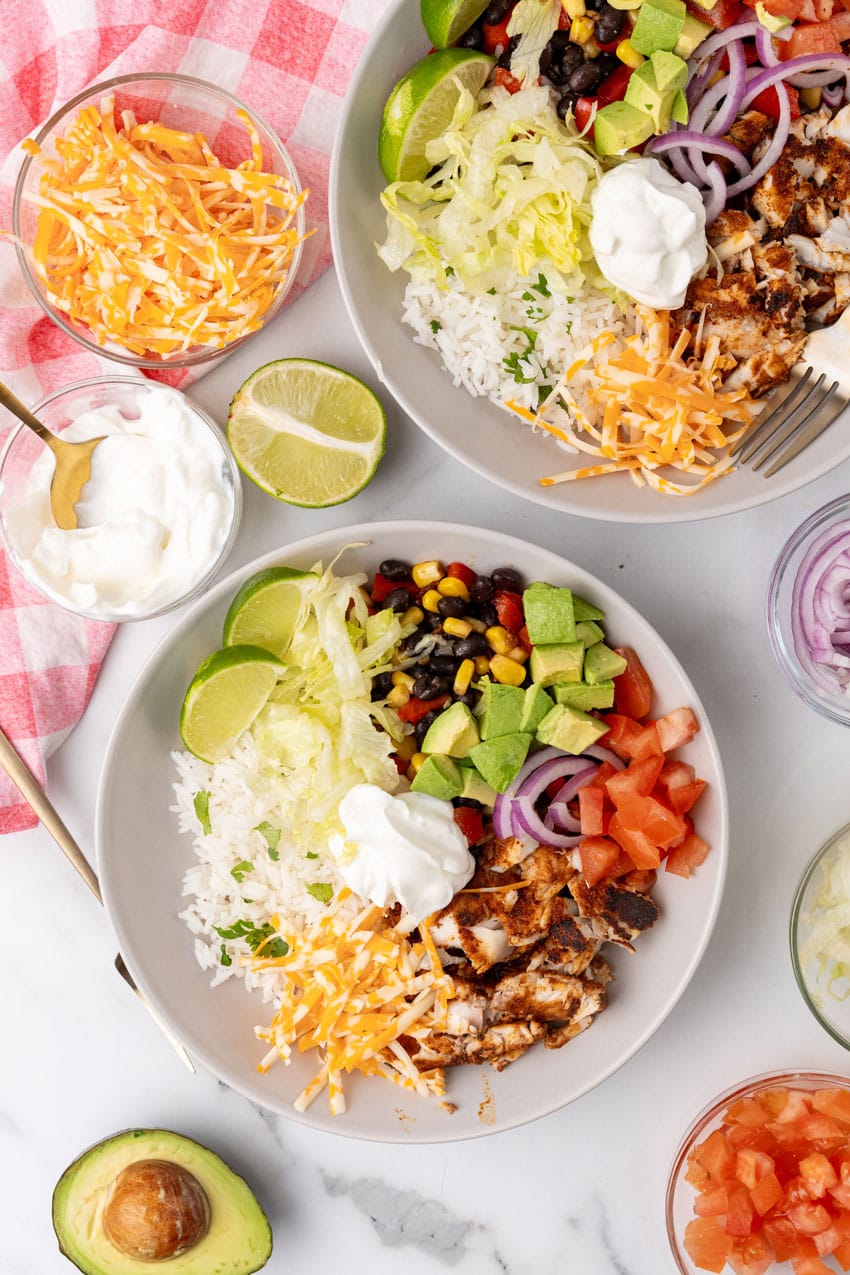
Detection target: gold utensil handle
<box><xmin>0</xmin><ymin>381</ymin><xmax>54</xmax><ymax>446</ymax></box>
<box><xmin>0</xmin><ymin>726</ymin><xmax>195</xmax><ymax>1073</ymax></box>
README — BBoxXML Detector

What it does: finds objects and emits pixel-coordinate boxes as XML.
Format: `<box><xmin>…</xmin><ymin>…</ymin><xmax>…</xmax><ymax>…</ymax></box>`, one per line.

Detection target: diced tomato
<box><xmin>685</xmin><ymin>0</ymin><xmax>743</xmax><ymax>27</ymax></box>
<box><xmin>830</xmin><ymin>10</ymin><xmax>850</xmax><ymax>38</ymax></box>
<box><xmin>558</xmin><ymin>5</ymin><xmax>571</xmax><ymax>25</ymax></box>
<box><xmin>800</xmin><ymin>1152</ymin><xmax>839</xmax><ymax>1198</ymax></box>
<box><xmin>742</xmin><ymin>0</ymin><xmax>804</xmax><ymax>16</ymax></box>
<box><xmin>735</xmin><ymin>1148</ymin><xmax>774</xmax><ymax>1189</ymax></box>
<box><xmin>574</xmin><ymin>64</ymin><xmax>634</xmax><ymax>135</ymax></box>
<box><xmin>608</xmin><ymin>812</ymin><xmax>661</xmax><ymax>868</ymax></box>
<box><xmin>600</xmin><ymin>713</ymin><xmax>644</xmax><ymax>759</ymax></box>
<box><xmin>657</xmin><ymin>761</ymin><xmax>706</xmax><ymax>815</ymax></box>
<box><xmin>782</xmin><ymin>17</ymin><xmax>843</xmax><ymax>57</ymax></box>
<box><xmin>695</xmin><ymin>1185</ymin><xmax>730</xmax><ymax>1217</ymax></box>
<box><xmin>771</xmin><ymin>1088</ymin><xmax>813</xmax><ymax>1124</ymax></box>
<box><xmin>574</xmin><ymin>96</ymin><xmax>596</xmax><ymax>134</ymax></box>
<box><xmin>697</xmin><ymin>1129</ymin><xmax>738</xmax><ymax>1181</ymax></box>
<box><xmin>763</xmin><ymin>1217</ymin><xmax>799</xmax><ymax>1262</ymax></box>
<box><xmin>605</xmin><ymin>754</ymin><xmax>665</xmax><ymax>802</ymax></box>
<box><xmin>750</xmin><ymin>1171</ymin><xmax>785</xmax><ymax>1216</ymax></box>
<box><xmin>613</xmin><ymin>647</ymin><xmax>653</xmax><ymax>718</ymax></box>
<box><xmin>727</xmin><ymin>1098</ymin><xmax>773</xmax><ymax>1128</ymax></box>
<box><xmin>370</xmin><ymin>571</ymin><xmax>415</xmax><ymax>603</ymax></box>
<box><xmin>815</xmin><ymin>1089</ymin><xmax>850</xmax><ymax>1125</ymax></box>
<box><xmin>792</xmin><ymin>1257</ymin><xmax>835</xmax><ymax>1275</ymax></box>
<box><xmin>725</xmin><ymin>1180</ymin><xmax>755</xmax><ymax>1237</ymax></box>
<box><xmin>835</xmin><ymin>1237</ymin><xmax>850</xmax><ymax>1271</ymax></box>
<box><xmin>579</xmin><ymin>785</ymin><xmax>605</xmax><ymax>836</ymax></box>
<box><xmin>493</xmin><ymin>65</ymin><xmax>523</xmax><ymax>93</ymax></box>
<box><xmin>629</xmin><ymin>722</ymin><xmax>665</xmax><ymax>761</ymax></box>
<box><xmin>666</xmin><ymin>827</ymin><xmax>711</xmax><ymax>878</ymax></box>
<box><xmin>586</xmin><ymin>759</ymin><xmax>619</xmax><ymax>791</ymax></box>
<box><xmin>611</xmin><ymin>848</ymin><xmax>638</xmax><ymax>877</ymax></box>
<box><xmin>800</xmin><ymin>1113</ymin><xmax>847</xmax><ymax>1145</ymax></box>
<box><xmin>517</xmin><ymin>624</ymin><xmax>533</xmax><ymax>653</ymax></box>
<box><xmin>482</xmin><ymin>13</ymin><xmax>512</xmax><ymax>54</ymax></box>
<box><xmin>397</xmin><ymin>694</ymin><xmax>448</xmax><ymax>724</ymax></box>
<box><xmin>579</xmin><ymin>835</ymin><xmax>621</xmax><ymax>885</ymax></box>
<box><xmin>789</xmin><ymin>1203</ymin><xmax>833</xmax><ymax>1235</ymax></box>
<box><xmin>727</xmin><ymin>1234</ymin><xmax>773</xmax><ymax>1275</ymax></box>
<box><xmin>614</xmin><ymin>791</ymin><xmax>685</xmax><ymax>847</ymax></box>
<box><xmin>814</xmin><ymin>1215</ymin><xmax>850</xmax><ymax>1257</ymax></box>
<box><xmin>750</xmin><ymin>81</ymin><xmax>802</xmax><ymax>120</ymax></box>
<box><xmin>453</xmin><ymin>805</ymin><xmax>484</xmax><ymax>846</ymax></box>
<box><xmin>446</xmin><ymin>561</ymin><xmax>476</xmax><ymax>589</ymax></box>
<box><xmin>655</xmin><ymin>706</ymin><xmax>700</xmax><ymax>751</ymax></box>
<box><xmin>683</xmin><ymin>1217</ymin><xmax>734</xmax><ymax>1273</ymax></box>
<box><xmin>494</xmin><ymin>590</ymin><xmax>524</xmax><ymax>633</ymax></box>
<box><xmin>831</xmin><ymin>1183</ymin><xmax>850</xmax><ymax>1209</ymax></box>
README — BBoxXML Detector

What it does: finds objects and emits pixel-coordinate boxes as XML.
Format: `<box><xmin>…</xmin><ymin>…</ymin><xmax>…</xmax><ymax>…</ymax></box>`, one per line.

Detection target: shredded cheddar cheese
<box><xmin>24</xmin><ymin>95</ymin><xmax>307</xmax><ymax>359</ymax></box>
<box><xmin>507</xmin><ymin>306</ymin><xmax>763</xmax><ymax>496</ymax></box>
<box><xmin>253</xmin><ymin>889</ymin><xmax>454</xmax><ymax>1115</ymax></box>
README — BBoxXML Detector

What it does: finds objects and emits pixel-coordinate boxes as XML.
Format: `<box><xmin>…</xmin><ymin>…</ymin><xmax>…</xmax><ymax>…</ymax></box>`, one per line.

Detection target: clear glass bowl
<box><xmin>666</xmin><ymin>1070</ymin><xmax>850</xmax><ymax>1274</ymax></box>
<box><xmin>0</xmin><ymin>377</ymin><xmax>242</xmax><ymax>621</ymax></box>
<box><xmin>791</xmin><ymin>821</ymin><xmax>850</xmax><ymax>1051</ymax></box>
<box><xmin>12</xmin><ymin>73</ymin><xmax>305</xmax><ymax>369</ymax></box>
<box><xmin>766</xmin><ymin>493</ymin><xmax>850</xmax><ymax>726</ymax></box>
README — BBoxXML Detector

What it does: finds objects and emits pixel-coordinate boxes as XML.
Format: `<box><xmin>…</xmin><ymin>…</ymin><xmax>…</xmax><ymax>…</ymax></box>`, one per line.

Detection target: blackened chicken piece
<box><xmin>707</xmin><ymin>208</ymin><xmax>765</xmax><ymax>266</ymax></box>
<box><xmin>569</xmin><ymin>874</ymin><xmax>660</xmax><ymax>951</ymax></box>
<box><xmin>487</xmin><ymin>967</ymin><xmax>608</xmax><ymax>1025</ymax></box>
<box><xmin>412</xmin><ymin>1021</ymin><xmax>546</xmax><ymax>1071</ymax></box>
<box><xmin>525</xmin><ymin>897</ymin><xmax>601</xmax><ymax>976</ymax></box>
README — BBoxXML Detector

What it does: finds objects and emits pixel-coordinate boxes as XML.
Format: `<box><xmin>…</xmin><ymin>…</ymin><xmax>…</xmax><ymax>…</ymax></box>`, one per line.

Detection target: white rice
<box><xmin>401</xmin><ymin>271</ymin><xmax>632</xmax><ymax>425</ymax></box>
<box><xmin>172</xmin><ymin>737</ymin><xmax>349</xmax><ymax>1002</ymax></box>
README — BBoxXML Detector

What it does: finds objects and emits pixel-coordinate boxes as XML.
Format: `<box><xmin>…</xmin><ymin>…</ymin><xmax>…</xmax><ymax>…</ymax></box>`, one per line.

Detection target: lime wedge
<box><xmin>421</xmin><ymin>0</ymin><xmax>491</xmax><ymax>49</ymax></box>
<box><xmin>227</xmin><ymin>359</ymin><xmax>386</xmax><ymax>508</ymax></box>
<box><xmin>180</xmin><ymin>645</ymin><xmax>283</xmax><ymax>763</ymax></box>
<box><xmin>378</xmin><ymin>49</ymin><xmax>495</xmax><ymax>183</ymax></box>
<box><xmin>222</xmin><ymin>567</ymin><xmax>318</xmax><ymax>660</ymax></box>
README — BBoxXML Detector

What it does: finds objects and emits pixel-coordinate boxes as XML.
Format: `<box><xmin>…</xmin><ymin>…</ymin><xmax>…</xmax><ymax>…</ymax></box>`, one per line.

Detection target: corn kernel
<box><xmin>443</xmin><ymin>616</ymin><xmax>472</xmax><ymax>638</ymax></box>
<box><xmin>465</xmin><ymin>617</ymin><xmax>487</xmax><ymax>634</ymax></box>
<box><xmin>800</xmin><ymin>86</ymin><xmax>822</xmax><ymax>109</ymax></box>
<box><xmin>401</xmin><ymin>605</ymin><xmax>424</xmax><ymax>628</ymax></box>
<box><xmin>408</xmin><ymin>752</ymin><xmax>427</xmax><ymax>776</ymax></box>
<box><xmin>570</xmin><ymin>15</ymin><xmax>594</xmax><ymax>43</ymax></box>
<box><xmin>438</xmin><ymin>576</ymin><xmax>470</xmax><ymax>601</ymax></box>
<box><xmin>395</xmin><ymin>734</ymin><xmax>417</xmax><ymax>761</ymax></box>
<box><xmin>508</xmin><ymin>645</ymin><xmax>529</xmax><ymax>664</ymax></box>
<box><xmin>421</xmin><ymin>588</ymin><xmax>442</xmax><ymax>613</ymax></box>
<box><xmin>453</xmin><ymin>659</ymin><xmax>475</xmax><ymax>696</ymax></box>
<box><xmin>615</xmin><ymin>38</ymin><xmax>644</xmax><ymax>67</ymax></box>
<box><xmin>386</xmin><ymin>684</ymin><xmax>410</xmax><ymax>709</ymax></box>
<box><xmin>392</xmin><ymin>670</ymin><xmax>415</xmax><ymax>690</ymax></box>
<box><xmin>486</xmin><ymin>625</ymin><xmax>514</xmax><ymax>656</ymax></box>
<box><xmin>489</xmin><ymin>654</ymin><xmax>526</xmax><ymax>686</ymax></box>
<box><xmin>561</xmin><ymin>0</ymin><xmax>586</xmax><ymax>17</ymax></box>
<box><xmin>474</xmin><ymin>655</ymin><xmax>491</xmax><ymax>676</ymax></box>
<box><xmin>412</xmin><ymin>560</ymin><xmax>444</xmax><ymax>588</ymax></box>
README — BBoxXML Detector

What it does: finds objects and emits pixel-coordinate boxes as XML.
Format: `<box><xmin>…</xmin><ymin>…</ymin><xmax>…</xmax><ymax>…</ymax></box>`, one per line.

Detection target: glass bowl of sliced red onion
<box><xmin>767</xmin><ymin>494</ymin><xmax>850</xmax><ymax>725</ymax></box>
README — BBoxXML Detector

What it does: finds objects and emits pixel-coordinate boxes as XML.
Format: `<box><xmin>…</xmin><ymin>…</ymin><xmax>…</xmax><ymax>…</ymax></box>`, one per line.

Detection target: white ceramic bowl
<box><xmin>329</xmin><ymin>0</ymin><xmax>850</xmax><ymax>524</ymax></box>
<box><xmin>96</xmin><ymin>521</ymin><xmax>728</xmax><ymax>1142</ymax></box>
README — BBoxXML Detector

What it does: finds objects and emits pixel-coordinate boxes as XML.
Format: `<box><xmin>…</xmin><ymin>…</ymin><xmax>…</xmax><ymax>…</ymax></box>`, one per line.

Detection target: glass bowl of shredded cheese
<box><xmin>12</xmin><ymin>73</ymin><xmax>307</xmax><ymax>368</ymax></box>
<box><xmin>791</xmin><ymin>821</ymin><xmax>850</xmax><ymax>1051</ymax></box>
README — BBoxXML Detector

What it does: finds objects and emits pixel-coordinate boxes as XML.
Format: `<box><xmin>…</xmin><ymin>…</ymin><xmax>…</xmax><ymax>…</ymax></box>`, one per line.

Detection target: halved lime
<box><xmin>421</xmin><ymin>0</ymin><xmax>491</xmax><ymax>49</ymax></box>
<box><xmin>378</xmin><ymin>49</ymin><xmax>495</xmax><ymax>183</ymax></box>
<box><xmin>180</xmin><ymin>645</ymin><xmax>284</xmax><ymax>764</ymax></box>
<box><xmin>227</xmin><ymin>359</ymin><xmax>386</xmax><ymax>508</ymax></box>
<box><xmin>222</xmin><ymin>567</ymin><xmax>318</xmax><ymax>660</ymax></box>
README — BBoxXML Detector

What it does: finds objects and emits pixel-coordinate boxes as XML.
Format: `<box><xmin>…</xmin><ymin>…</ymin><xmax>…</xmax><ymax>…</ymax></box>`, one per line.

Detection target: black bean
<box><xmin>497</xmin><ymin>34</ymin><xmax>520</xmax><ymax>66</ymax></box>
<box><xmin>414</xmin><ymin>709</ymin><xmax>441</xmax><ymax>747</ymax></box>
<box><xmin>371</xmin><ymin>671</ymin><xmax>393</xmax><ymax>700</ymax></box>
<box><xmin>413</xmin><ymin>674</ymin><xmax>450</xmax><ymax>701</ymax></box>
<box><xmin>378</xmin><ymin>558</ymin><xmax>411</xmax><ymax>581</ymax></box>
<box><xmin>430</xmin><ymin>654</ymin><xmax>459</xmax><ymax>676</ymax></box>
<box><xmin>455</xmin><ymin>797</ymin><xmax>482</xmax><ymax>809</ymax></box>
<box><xmin>539</xmin><ymin>28</ymin><xmax>572</xmax><ymax>79</ymax></box>
<box><xmin>594</xmin><ymin>2</ymin><xmax>624</xmax><ymax>43</ymax></box>
<box><xmin>437</xmin><ymin>595</ymin><xmax>467</xmax><ymax>620</ymax></box>
<box><xmin>557</xmin><ymin>90</ymin><xmax>579</xmax><ymax>121</ymax></box>
<box><xmin>469</xmin><ymin>574</ymin><xmax>494</xmax><ymax>605</ymax></box>
<box><xmin>483</xmin><ymin>0</ymin><xmax>511</xmax><ymax>23</ymax></box>
<box><xmin>595</xmin><ymin>51</ymin><xmax>619</xmax><ymax>81</ymax></box>
<box><xmin>457</xmin><ymin>692</ymin><xmax>477</xmax><ymax>708</ymax></box>
<box><xmin>478</xmin><ymin>603</ymin><xmax>499</xmax><ymax>629</ymax></box>
<box><xmin>383</xmin><ymin>586</ymin><xmax>413</xmax><ymax>612</ymax></box>
<box><xmin>456</xmin><ymin>22</ymin><xmax>484</xmax><ymax>47</ymax></box>
<box><xmin>568</xmin><ymin>59</ymin><xmax>603</xmax><ymax>94</ymax></box>
<box><xmin>424</xmin><ymin>611</ymin><xmax>443</xmax><ymax>632</ymax></box>
<box><xmin>454</xmin><ymin>632</ymin><xmax>489</xmax><ymax>659</ymax></box>
<box><xmin>491</xmin><ymin>567</ymin><xmax>523</xmax><ymax>591</ymax></box>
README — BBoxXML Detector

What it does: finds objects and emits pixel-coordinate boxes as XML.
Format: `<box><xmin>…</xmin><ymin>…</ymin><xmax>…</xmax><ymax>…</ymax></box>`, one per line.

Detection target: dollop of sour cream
<box><xmin>589</xmin><ymin>157</ymin><xmax>708</xmax><ymax>309</ymax></box>
<box><xmin>330</xmin><ymin>784</ymin><xmax>475</xmax><ymax>928</ymax></box>
<box><xmin>4</xmin><ymin>386</ymin><xmax>235</xmax><ymax>618</ymax></box>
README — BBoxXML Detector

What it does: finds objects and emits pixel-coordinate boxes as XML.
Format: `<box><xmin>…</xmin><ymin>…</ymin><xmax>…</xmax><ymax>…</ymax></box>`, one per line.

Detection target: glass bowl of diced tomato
<box><xmin>12</xmin><ymin>73</ymin><xmax>306</xmax><ymax>368</ymax></box>
<box><xmin>666</xmin><ymin>1071</ymin><xmax>850</xmax><ymax>1275</ymax></box>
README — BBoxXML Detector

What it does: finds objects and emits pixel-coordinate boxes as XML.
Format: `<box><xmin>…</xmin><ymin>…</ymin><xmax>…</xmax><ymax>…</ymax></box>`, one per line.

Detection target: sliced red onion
<box><xmin>740</xmin><ymin>54</ymin><xmax>850</xmax><ymax>111</ymax></box>
<box><xmin>514</xmin><ymin>798</ymin><xmax>582</xmax><ymax>847</ymax></box>
<box><xmin>687</xmin><ymin>50</ymin><xmax>724</xmax><ymax>106</ymax></box>
<box><xmin>691</xmin><ymin>18</ymin><xmax>763</xmax><ymax>64</ymax></box>
<box><xmin>546</xmin><ymin>764</ymin><xmax>599</xmax><ymax>832</ymax></box>
<box><xmin>790</xmin><ymin>518</ymin><xmax>850</xmax><ymax>695</ymax></box>
<box><xmin>690</xmin><ymin>41</ymin><xmax>749</xmax><ymax>135</ymax></box>
<box><xmin>702</xmin><ymin>160</ymin><xmax>729</xmax><ymax>225</ymax></box>
<box><xmin>754</xmin><ymin>24</ymin><xmax>788</xmax><ymax>67</ymax></box>
<box><xmin>824</xmin><ymin>81</ymin><xmax>845</xmax><ymax>108</ymax></box>
<box><xmin>583</xmin><ymin>742</ymin><xmax>626</xmax><ymax>770</ymax></box>
<box><xmin>649</xmin><ymin>131</ymin><xmax>752</xmax><ymax>174</ymax></box>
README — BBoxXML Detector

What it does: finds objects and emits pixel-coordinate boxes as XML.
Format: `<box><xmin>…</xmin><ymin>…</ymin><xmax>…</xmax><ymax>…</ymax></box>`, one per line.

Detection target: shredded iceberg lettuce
<box><xmin>507</xmin><ymin>0</ymin><xmax>562</xmax><ymax>87</ymax></box>
<box><xmin>378</xmin><ymin>82</ymin><xmax>605</xmax><ymax>296</ymax></box>
<box><xmin>799</xmin><ymin>830</ymin><xmax>850</xmax><ymax>1007</ymax></box>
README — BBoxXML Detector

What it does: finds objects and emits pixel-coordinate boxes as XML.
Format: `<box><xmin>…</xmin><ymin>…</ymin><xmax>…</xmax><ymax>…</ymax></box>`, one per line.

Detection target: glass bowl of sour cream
<box><xmin>0</xmin><ymin>377</ymin><xmax>242</xmax><ymax>621</ymax></box>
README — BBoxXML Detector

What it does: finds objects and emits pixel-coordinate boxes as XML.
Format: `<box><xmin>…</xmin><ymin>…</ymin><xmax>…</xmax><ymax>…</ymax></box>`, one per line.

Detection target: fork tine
<box><xmin>752</xmin><ymin>379</ymin><xmax>841</xmax><ymax>472</ymax></box>
<box><xmin>763</xmin><ymin>391</ymin><xmax>850</xmax><ymax>477</ymax></box>
<box><xmin>730</xmin><ymin>367</ymin><xmax>815</xmax><ymax>462</ymax></box>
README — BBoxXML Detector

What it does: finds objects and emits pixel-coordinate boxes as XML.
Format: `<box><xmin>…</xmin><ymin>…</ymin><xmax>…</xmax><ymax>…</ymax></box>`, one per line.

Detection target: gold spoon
<box><xmin>0</xmin><ymin>381</ymin><xmax>106</xmax><ymax>531</ymax></box>
<box><xmin>0</xmin><ymin>725</ymin><xmax>195</xmax><ymax>1072</ymax></box>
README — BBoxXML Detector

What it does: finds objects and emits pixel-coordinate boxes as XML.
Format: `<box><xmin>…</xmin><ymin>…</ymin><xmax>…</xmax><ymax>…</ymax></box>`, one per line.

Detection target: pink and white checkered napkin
<box><xmin>0</xmin><ymin>0</ymin><xmax>390</xmax><ymax>833</ymax></box>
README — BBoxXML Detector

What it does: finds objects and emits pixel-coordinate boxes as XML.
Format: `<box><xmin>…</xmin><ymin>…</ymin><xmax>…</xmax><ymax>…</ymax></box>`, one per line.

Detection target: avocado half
<box><xmin>52</xmin><ymin>1129</ymin><xmax>272</xmax><ymax>1275</ymax></box>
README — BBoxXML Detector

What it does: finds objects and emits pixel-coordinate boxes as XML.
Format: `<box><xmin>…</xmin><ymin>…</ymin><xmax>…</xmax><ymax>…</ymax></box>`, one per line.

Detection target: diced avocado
<box><xmin>529</xmin><ymin>641</ymin><xmax>585</xmax><ymax>687</ymax></box>
<box><xmin>625</xmin><ymin>61</ymin><xmax>670</xmax><ymax>133</ymax></box>
<box><xmin>672</xmin><ymin>88</ymin><xmax>689</xmax><ymax>124</ymax></box>
<box><xmin>593</xmin><ymin>101</ymin><xmax>655</xmax><ymax>157</ymax></box>
<box><xmin>51</xmin><ymin>1129</ymin><xmax>273</xmax><ymax>1275</ymax></box>
<box><xmin>421</xmin><ymin>701</ymin><xmax>480</xmax><ymax>757</ymax></box>
<box><xmin>411</xmin><ymin>754</ymin><xmax>464</xmax><ymax>800</ymax></box>
<box><xmin>630</xmin><ymin>0</ymin><xmax>687</xmax><ymax>55</ymax></box>
<box><xmin>572</xmin><ymin>594</ymin><xmax>605</xmax><ymax>621</ymax></box>
<box><xmin>460</xmin><ymin>767</ymin><xmax>498</xmax><ymax>809</ymax></box>
<box><xmin>469</xmin><ymin>732</ymin><xmax>532</xmax><ymax>793</ymax></box>
<box><xmin>536</xmin><ymin>704</ymin><xmax>610</xmax><ymax>755</ymax></box>
<box><xmin>584</xmin><ymin>642</ymin><xmax>628</xmax><ymax>685</ymax></box>
<box><xmin>755</xmin><ymin>0</ymin><xmax>791</xmax><ymax>28</ymax></box>
<box><xmin>650</xmin><ymin>49</ymin><xmax>688</xmax><ymax>91</ymax></box>
<box><xmin>519</xmin><ymin>682</ymin><xmax>555</xmax><ymax>734</ymax></box>
<box><xmin>478</xmin><ymin>681</ymin><xmax>525</xmax><ymax>740</ymax></box>
<box><xmin>674</xmin><ymin>9</ymin><xmax>712</xmax><ymax>55</ymax></box>
<box><xmin>575</xmin><ymin>619</ymin><xmax>605</xmax><ymax>647</ymax></box>
<box><xmin>522</xmin><ymin>581</ymin><xmax>576</xmax><ymax>645</ymax></box>
<box><xmin>553</xmin><ymin>680</ymin><xmax>616</xmax><ymax>710</ymax></box>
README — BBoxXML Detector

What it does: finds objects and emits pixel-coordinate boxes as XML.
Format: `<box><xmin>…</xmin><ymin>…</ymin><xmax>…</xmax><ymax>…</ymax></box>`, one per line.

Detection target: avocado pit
<box><xmin>102</xmin><ymin>1159</ymin><xmax>210</xmax><ymax>1262</ymax></box>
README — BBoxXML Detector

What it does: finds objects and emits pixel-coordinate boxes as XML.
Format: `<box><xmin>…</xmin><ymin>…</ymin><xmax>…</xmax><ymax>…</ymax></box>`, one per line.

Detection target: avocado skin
<box><xmin>52</xmin><ymin>1129</ymin><xmax>272</xmax><ymax>1275</ymax></box>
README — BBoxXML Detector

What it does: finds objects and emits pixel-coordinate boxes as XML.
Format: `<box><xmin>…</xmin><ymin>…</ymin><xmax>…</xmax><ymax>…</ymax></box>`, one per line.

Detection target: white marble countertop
<box><xmin>3</xmin><ymin>266</ymin><xmax>850</xmax><ymax>1274</ymax></box>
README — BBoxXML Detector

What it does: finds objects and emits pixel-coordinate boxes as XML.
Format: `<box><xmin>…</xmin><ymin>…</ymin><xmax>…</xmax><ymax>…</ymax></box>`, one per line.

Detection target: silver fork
<box><xmin>729</xmin><ymin>307</ymin><xmax>850</xmax><ymax>478</ymax></box>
